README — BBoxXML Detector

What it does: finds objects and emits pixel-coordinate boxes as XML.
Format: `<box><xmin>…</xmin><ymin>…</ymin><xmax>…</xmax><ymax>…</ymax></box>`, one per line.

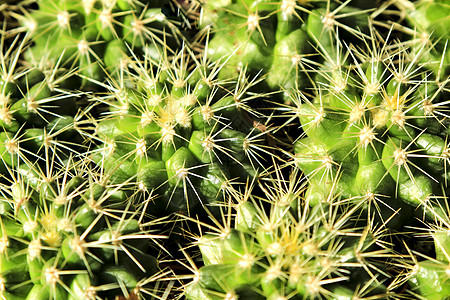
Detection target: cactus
<box><xmin>0</xmin><ymin>154</ymin><xmax>170</xmax><ymax>299</ymax></box>
<box><xmin>374</xmin><ymin>0</ymin><xmax>450</xmax><ymax>78</ymax></box>
<box><xmin>402</xmin><ymin>202</ymin><xmax>450</xmax><ymax>300</ymax></box>
<box><xmin>292</xmin><ymin>24</ymin><xmax>450</xmax><ymax>227</ymax></box>
<box><xmin>197</xmin><ymin>0</ymin><xmax>381</xmax><ymax>103</ymax></box>
<box><xmin>87</xmin><ymin>46</ymin><xmax>275</xmax><ymax>216</ymax></box>
<box><xmin>288</xmin><ymin>8</ymin><xmax>450</xmax><ymax>298</ymax></box>
<box><xmin>0</xmin><ymin>29</ymin><xmax>88</xmax><ymax>181</ymax></box>
<box><xmin>13</xmin><ymin>0</ymin><xmax>194</xmax><ymax>90</ymax></box>
<box><xmin>182</xmin><ymin>165</ymin><xmax>400</xmax><ymax>299</ymax></box>
<box><xmin>0</xmin><ymin>8</ymin><xmax>176</xmax><ymax>300</ymax></box>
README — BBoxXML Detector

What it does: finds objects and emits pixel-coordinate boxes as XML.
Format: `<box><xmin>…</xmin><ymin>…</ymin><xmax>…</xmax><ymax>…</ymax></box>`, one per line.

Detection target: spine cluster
<box><xmin>0</xmin><ymin>0</ymin><xmax>449</xmax><ymax>299</ymax></box>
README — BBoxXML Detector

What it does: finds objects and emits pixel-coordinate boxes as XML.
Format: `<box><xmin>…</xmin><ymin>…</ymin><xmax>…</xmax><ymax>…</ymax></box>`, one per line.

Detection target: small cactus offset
<box><xmin>197</xmin><ymin>0</ymin><xmax>381</xmax><ymax>103</ymax></box>
<box><xmin>375</xmin><ymin>0</ymin><xmax>450</xmax><ymax>78</ymax></box>
<box><xmin>407</xmin><ymin>205</ymin><xmax>450</xmax><ymax>300</ymax></box>
<box><xmin>0</xmin><ymin>30</ymin><xmax>87</xmax><ymax>178</ymax></box>
<box><xmin>13</xmin><ymin>0</ymin><xmax>194</xmax><ymax>89</ymax></box>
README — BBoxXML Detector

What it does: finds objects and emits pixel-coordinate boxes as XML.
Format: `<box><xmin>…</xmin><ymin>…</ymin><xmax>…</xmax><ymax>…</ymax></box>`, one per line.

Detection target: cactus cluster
<box><xmin>15</xmin><ymin>0</ymin><xmax>191</xmax><ymax>89</ymax></box>
<box><xmin>1</xmin><ymin>0</ymin><xmax>450</xmax><ymax>299</ymax></box>
<box><xmin>87</xmin><ymin>46</ymin><xmax>274</xmax><ymax>216</ymax></box>
<box><xmin>293</xmin><ymin>32</ymin><xmax>450</xmax><ymax>226</ymax></box>
<box><xmin>0</xmin><ymin>158</ymin><xmax>163</xmax><ymax>299</ymax></box>
<box><xmin>184</xmin><ymin>167</ymin><xmax>397</xmax><ymax>300</ymax></box>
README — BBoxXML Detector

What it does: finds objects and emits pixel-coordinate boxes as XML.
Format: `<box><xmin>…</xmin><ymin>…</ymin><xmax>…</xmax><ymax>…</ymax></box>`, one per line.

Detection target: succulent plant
<box><xmin>0</xmin><ymin>154</ymin><xmax>169</xmax><ymax>299</ymax></box>
<box><xmin>285</xmin><ymin>12</ymin><xmax>450</xmax><ymax>298</ymax></box>
<box><xmin>196</xmin><ymin>0</ymin><xmax>382</xmax><ymax>104</ymax></box>
<box><xmin>12</xmin><ymin>0</ymin><xmax>194</xmax><ymax>90</ymax></box>
<box><xmin>292</xmin><ymin>24</ymin><xmax>450</xmax><ymax>228</ymax></box>
<box><xmin>0</xmin><ymin>29</ymin><xmax>87</xmax><ymax>182</ymax></box>
<box><xmin>86</xmin><ymin>46</ymin><xmax>275</xmax><ymax>216</ymax></box>
<box><xmin>0</xmin><ymin>13</ymin><xmax>174</xmax><ymax>300</ymax></box>
<box><xmin>182</xmin><ymin>166</ymin><xmax>400</xmax><ymax>300</ymax></box>
<box><xmin>375</xmin><ymin>0</ymin><xmax>450</xmax><ymax>78</ymax></box>
<box><xmin>408</xmin><ymin>205</ymin><xmax>450</xmax><ymax>300</ymax></box>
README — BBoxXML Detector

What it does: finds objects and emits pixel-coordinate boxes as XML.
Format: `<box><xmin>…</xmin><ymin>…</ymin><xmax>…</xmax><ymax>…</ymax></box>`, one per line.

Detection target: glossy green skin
<box><xmin>292</xmin><ymin>33</ymin><xmax>450</xmax><ymax>298</ymax></box>
<box><xmin>407</xmin><ymin>230</ymin><xmax>450</xmax><ymax>299</ymax></box>
<box><xmin>0</xmin><ymin>67</ymin><xmax>83</xmax><ymax>177</ymax></box>
<box><xmin>202</xmin><ymin>1</ymin><xmax>311</xmax><ymax>103</ymax></box>
<box><xmin>404</xmin><ymin>1</ymin><xmax>450</xmax><ymax>76</ymax></box>
<box><xmin>294</xmin><ymin>39</ymin><xmax>450</xmax><ymax>221</ymax></box>
<box><xmin>409</xmin><ymin>261</ymin><xmax>450</xmax><ymax>300</ymax></box>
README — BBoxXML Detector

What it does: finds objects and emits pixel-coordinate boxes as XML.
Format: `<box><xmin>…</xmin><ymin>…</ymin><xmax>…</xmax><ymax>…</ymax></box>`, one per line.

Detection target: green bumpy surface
<box><xmin>409</xmin><ymin>228</ymin><xmax>450</xmax><ymax>300</ymax></box>
<box><xmin>199</xmin><ymin>0</ymin><xmax>376</xmax><ymax>103</ymax></box>
<box><xmin>89</xmin><ymin>49</ymin><xmax>272</xmax><ymax>216</ymax></box>
<box><xmin>292</xmin><ymin>20</ymin><xmax>450</xmax><ymax>297</ymax></box>
<box><xmin>294</xmin><ymin>36</ymin><xmax>450</xmax><ymax>224</ymax></box>
<box><xmin>184</xmin><ymin>170</ymin><xmax>392</xmax><ymax>300</ymax></box>
<box><xmin>4</xmin><ymin>1</ymin><xmax>450</xmax><ymax>299</ymax></box>
<box><xmin>0</xmin><ymin>33</ymin><xmax>85</xmax><ymax>178</ymax></box>
<box><xmin>18</xmin><ymin>0</ymin><xmax>189</xmax><ymax>88</ymax></box>
<box><xmin>402</xmin><ymin>0</ymin><xmax>450</xmax><ymax>77</ymax></box>
<box><xmin>0</xmin><ymin>158</ymin><xmax>160</xmax><ymax>299</ymax></box>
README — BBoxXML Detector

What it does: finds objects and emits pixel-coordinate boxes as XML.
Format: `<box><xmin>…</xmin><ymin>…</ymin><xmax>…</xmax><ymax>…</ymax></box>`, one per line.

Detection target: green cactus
<box><xmin>13</xmin><ymin>0</ymin><xmax>194</xmax><ymax>90</ymax></box>
<box><xmin>0</xmin><ymin>29</ymin><xmax>88</xmax><ymax>181</ymax></box>
<box><xmin>197</xmin><ymin>0</ymin><xmax>381</xmax><ymax>104</ymax></box>
<box><xmin>182</xmin><ymin>166</ymin><xmax>398</xmax><ymax>299</ymax></box>
<box><xmin>87</xmin><ymin>46</ymin><xmax>275</xmax><ymax>216</ymax></box>
<box><xmin>292</xmin><ymin>26</ymin><xmax>450</xmax><ymax>227</ymax></box>
<box><xmin>403</xmin><ymin>203</ymin><xmax>450</xmax><ymax>299</ymax></box>
<box><xmin>374</xmin><ymin>0</ymin><xmax>450</xmax><ymax>78</ymax></box>
<box><xmin>0</xmin><ymin>155</ymin><xmax>169</xmax><ymax>299</ymax></box>
<box><xmin>0</xmin><ymin>22</ymin><xmax>174</xmax><ymax>300</ymax></box>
